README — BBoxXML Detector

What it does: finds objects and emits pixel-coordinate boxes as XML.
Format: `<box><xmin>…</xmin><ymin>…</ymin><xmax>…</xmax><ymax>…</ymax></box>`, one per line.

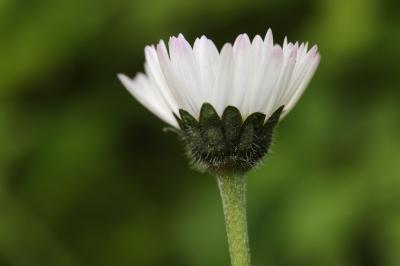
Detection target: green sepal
<box><xmin>175</xmin><ymin>110</ymin><xmax>204</xmax><ymax>165</ymax></box>
<box><xmin>263</xmin><ymin>106</ymin><xmax>283</xmax><ymax>132</ymax></box>
<box><xmin>257</xmin><ymin>106</ymin><xmax>284</xmax><ymax>155</ymax></box>
<box><xmin>221</xmin><ymin>106</ymin><xmax>242</xmax><ymax>150</ymax></box>
<box><xmin>179</xmin><ymin>109</ymin><xmax>198</xmax><ymax>130</ymax></box>
<box><xmin>238</xmin><ymin>112</ymin><xmax>266</xmax><ymax>150</ymax></box>
<box><xmin>175</xmin><ymin>110</ymin><xmax>202</xmax><ymax>144</ymax></box>
<box><xmin>261</xmin><ymin>106</ymin><xmax>284</xmax><ymax>139</ymax></box>
<box><xmin>173</xmin><ymin>112</ymin><xmax>185</xmax><ymax>130</ymax></box>
<box><xmin>174</xmin><ymin>103</ymin><xmax>284</xmax><ymax>176</ymax></box>
<box><xmin>199</xmin><ymin>103</ymin><xmax>224</xmax><ymax>153</ymax></box>
<box><xmin>199</xmin><ymin>103</ymin><xmax>221</xmax><ymax>129</ymax></box>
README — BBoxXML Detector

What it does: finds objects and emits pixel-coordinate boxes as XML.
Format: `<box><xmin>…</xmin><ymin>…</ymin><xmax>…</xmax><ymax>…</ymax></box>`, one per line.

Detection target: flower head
<box><xmin>119</xmin><ymin>29</ymin><xmax>320</xmax><ymax>175</ymax></box>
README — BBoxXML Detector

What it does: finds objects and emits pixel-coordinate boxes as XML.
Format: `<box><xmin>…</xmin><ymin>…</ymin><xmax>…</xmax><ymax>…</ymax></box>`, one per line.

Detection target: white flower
<box><xmin>118</xmin><ymin>29</ymin><xmax>320</xmax><ymax>128</ymax></box>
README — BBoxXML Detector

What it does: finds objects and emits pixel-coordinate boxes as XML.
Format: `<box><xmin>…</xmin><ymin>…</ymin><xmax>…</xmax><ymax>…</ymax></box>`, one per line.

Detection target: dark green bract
<box><xmin>174</xmin><ymin>103</ymin><xmax>284</xmax><ymax>176</ymax></box>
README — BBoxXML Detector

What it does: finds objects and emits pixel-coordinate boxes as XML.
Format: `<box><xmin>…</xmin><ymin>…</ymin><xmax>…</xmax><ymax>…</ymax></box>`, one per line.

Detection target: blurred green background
<box><xmin>1</xmin><ymin>0</ymin><xmax>400</xmax><ymax>265</ymax></box>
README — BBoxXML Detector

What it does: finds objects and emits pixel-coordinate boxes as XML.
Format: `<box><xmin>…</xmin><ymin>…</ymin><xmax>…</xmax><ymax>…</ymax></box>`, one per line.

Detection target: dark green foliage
<box><xmin>174</xmin><ymin>103</ymin><xmax>284</xmax><ymax>176</ymax></box>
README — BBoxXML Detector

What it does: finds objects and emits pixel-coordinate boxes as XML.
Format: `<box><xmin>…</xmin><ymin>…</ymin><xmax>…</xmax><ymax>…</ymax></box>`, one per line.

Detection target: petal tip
<box><xmin>117</xmin><ymin>73</ymin><xmax>129</xmax><ymax>81</ymax></box>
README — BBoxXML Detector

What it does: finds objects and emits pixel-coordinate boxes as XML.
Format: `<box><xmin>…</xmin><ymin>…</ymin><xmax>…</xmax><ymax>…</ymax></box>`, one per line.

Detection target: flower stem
<box><xmin>217</xmin><ymin>174</ymin><xmax>251</xmax><ymax>266</ymax></box>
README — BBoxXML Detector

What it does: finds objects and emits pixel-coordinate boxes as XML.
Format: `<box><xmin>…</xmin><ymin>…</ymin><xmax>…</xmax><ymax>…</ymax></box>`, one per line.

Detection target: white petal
<box><xmin>231</xmin><ymin>34</ymin><xmax>252</xmax><ymax>113</ymax></box>
<box><xmin>273</xmin><ymin>43</ymin><xmax>297</xmax><ymax>109</ymax></box>
<box><xmin>283</xmin><ymin>47</ymin><xmax>320</xmax><ymax>117</ymax></box>
<box><xmin>118</xmin><ymin>73</ymin><xmax>178</xmax><ymax>127</ymax></box>
<box><xmin>259</xmin><ymin>45</ymin><xmax>285</xmax><ymax>116</ymax></box>
<box><xmin>264</xmin><ymin>28</ymin><xmax>273</xmax><ymax>50</ymax></box>
<box><xmin>213</xmin><ymin>43</ymin><xmax>234</xmax><ymax>115</ymax></box>
<box><xmin>144</xmin><ymin>46</ymin><xmax>179</xmax><ymax>114</ymax></box>
<box><xmin>156</xmin><ymin>40</ymin><xmax>192</xmax><ymax>115</ymax></box>
<box><xmin>241</xmin><ymin>35</ymin><xmax>265</xmax><ymax>115</ymax></box>
<box><xmin>193</xmin><ymin>36</ymin><xmax>219</xmax><ymax>107</ymax></box>
<box><xmin>168</xmin><ymin>35</ymin><xmax>201</xmax><ymax>116</ymax></box>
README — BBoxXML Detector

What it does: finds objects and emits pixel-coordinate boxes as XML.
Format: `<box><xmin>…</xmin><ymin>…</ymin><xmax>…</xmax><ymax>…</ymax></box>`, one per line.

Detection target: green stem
<box><xmin>217</xmin><ymin>174</ymin><xmax>251</xmax><ymax>266</ymax></box>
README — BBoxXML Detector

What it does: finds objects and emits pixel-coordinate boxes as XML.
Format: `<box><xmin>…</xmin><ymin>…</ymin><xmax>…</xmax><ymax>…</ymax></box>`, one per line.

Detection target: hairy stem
<box><xmin>217</xmin><ymin>174</ymin><xmax>251</xmax><ymax>266</ymax></box>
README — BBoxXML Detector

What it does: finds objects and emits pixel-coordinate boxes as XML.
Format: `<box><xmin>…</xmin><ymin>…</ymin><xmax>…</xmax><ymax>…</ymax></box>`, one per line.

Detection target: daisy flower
<box><xmin>118</xmin><ymin>28</ymin><xmax>320</xmax><ymax>266</ymax></box>
<box><xmin>119</xmin><ymin>28</ymin><xmax>319</xmax><ymax>174</ymax></box>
